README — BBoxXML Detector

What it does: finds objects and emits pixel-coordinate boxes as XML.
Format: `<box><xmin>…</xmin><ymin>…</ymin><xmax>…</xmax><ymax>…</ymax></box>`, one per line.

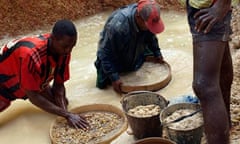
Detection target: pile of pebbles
<box><xmin>101</xmin><ymin>0</ymin><xmax>184</xmax><ymax>11</ymax></box>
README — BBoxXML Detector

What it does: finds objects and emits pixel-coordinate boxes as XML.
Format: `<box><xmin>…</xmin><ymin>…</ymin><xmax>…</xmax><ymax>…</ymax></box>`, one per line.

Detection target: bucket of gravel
<box><xmin>121</xmin><ymin>91</ymin><xmax>168</xmax><ymax>139</ymax></box>
<box><xmin>160</xmin><ymin>103</ymin><xmax>204</xmax><ymax>144</ymax></box>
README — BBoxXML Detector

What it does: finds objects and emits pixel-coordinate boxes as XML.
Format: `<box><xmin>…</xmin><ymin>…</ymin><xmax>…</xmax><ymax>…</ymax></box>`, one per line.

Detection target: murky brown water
<box><xmin>0</xmin><ymin>10</ymin><xmax>193</xmax><ymax>144</ymax></box>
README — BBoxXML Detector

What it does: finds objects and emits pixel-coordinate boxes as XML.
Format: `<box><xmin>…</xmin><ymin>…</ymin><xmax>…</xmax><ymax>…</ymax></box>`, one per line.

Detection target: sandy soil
<box><xmin>0</xmin><ymin>0</ymin><xmax>183</xmax><ymax>38</ymax></box>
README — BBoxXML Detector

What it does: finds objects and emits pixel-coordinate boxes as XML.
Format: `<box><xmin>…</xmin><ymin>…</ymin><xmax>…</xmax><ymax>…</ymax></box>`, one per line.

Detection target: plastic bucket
<box><xmin>134</xmin><ymin>137</ymin><xmax>176</xmax><ymax>144</ymax></box>
<box><xmin>160</xmin><ymin>103</ymin><xmax>204</xmax><ymax>144</ymax></box>
<box><xmin>121</xmin><ymin>91</ymin><xmax>168</xmax><ymax>139</ymax></box>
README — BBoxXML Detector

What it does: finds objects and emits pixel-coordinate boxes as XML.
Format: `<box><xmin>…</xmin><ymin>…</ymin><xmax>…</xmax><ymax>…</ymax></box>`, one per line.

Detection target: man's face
<box><xmin>136</xmin><ymin>14</ymin><xmax>148</xmax><ymax>31</ymax></box>
<box><xmin>51</xmin><ymin>35</ymin><xmax>77</xmax><ymax>55</ymax></box>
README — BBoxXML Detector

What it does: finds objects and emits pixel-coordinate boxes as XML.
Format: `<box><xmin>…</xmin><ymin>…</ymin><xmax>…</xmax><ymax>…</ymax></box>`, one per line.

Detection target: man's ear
<box><xmin>135</xmin><ymin>11</ymin><xmax>141</xmax><ymax>18</ymax></box>
<box><xmin>136</xmin><ymin>11</ymin><xmax>146</xmax><ymax>24</ymax></box>
<box><xmin>51</xmin><ymin>34</ymin><xmax>56</xmax><ymax>41</ymax></box>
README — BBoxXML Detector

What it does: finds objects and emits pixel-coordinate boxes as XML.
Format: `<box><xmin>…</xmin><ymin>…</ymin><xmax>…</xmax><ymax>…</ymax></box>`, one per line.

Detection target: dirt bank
<box><xmin>1</xmin><ymin>0</ymin><xmax>239</xmax><ymax>48</ymax></box>
<box><xmin>0</xmin><ymin>0</ymin><xmax>183</xmax><ymax>38</ymax></box>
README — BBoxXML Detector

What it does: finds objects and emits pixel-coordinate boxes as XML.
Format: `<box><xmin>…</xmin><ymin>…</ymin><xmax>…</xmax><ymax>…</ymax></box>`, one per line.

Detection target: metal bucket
<box><xmin>160</xmin><ymin>103</ymin><xmax>204</xmax><ymax>144</ymax></box>
<box><xmin>121</xmin><ymin>91</ymin><xmax>168</xmax><ymax>139</ymax></box>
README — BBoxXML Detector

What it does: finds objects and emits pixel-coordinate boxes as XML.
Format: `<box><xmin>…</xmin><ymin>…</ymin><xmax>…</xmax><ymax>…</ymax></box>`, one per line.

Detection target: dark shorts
<box><xmin>186</xmin><ymin>0</ymin><xmax>232</xmax><ymax>42</ymax></box>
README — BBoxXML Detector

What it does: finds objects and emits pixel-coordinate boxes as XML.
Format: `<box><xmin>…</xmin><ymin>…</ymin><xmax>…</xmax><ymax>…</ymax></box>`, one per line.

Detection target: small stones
<box><xmin>51</xmin><ymin>111</ymin><xmax>124</xmax><ymax>144</ymax></box>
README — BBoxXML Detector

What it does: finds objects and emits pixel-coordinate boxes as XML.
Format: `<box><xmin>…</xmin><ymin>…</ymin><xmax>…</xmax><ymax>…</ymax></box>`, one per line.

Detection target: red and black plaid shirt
<box><xmin>0</xmin><ymin>33</ymin><xmax>70</xmax><ymax>101</ymax></box>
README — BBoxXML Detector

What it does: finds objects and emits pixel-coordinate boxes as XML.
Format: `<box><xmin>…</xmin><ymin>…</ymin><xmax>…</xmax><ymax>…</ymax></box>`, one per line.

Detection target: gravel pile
<box><xmin>0</xmin><ymin>0</ymin><xmax>184</xmax><ymax>38</ymax></box>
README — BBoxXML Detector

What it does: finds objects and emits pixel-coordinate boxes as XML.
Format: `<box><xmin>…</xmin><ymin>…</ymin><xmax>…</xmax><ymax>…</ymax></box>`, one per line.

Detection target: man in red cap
<box><xmin>95</xmin><ymin>0</ymin><xmax>165</xmax><ymax>93</ymax></box>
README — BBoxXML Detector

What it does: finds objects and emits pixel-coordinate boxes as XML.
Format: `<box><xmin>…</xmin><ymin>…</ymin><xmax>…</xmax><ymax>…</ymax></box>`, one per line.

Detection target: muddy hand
<box><xmin>154</xmin><ymin>56</ymin><xmax>165</xmax><ymax>64</ymax></box>
<box><xmin>67</xmin><ymin>113</ymin><xmax>90</xmax><ymax>130</ymax></box>
<box><xmin>112</xmin><ymin>79</ymin><xmax>122</xmax><ymax>93</ymax></box>
<box><xmin>145</xmin><ymin>56</ymin><xmax>164</xmax><ymax>64</ymax></box>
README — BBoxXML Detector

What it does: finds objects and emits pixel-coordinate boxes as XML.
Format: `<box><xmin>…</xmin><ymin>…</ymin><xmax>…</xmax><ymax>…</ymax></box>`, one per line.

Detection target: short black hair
<box><xmin>52</xmin><ymin>19</ymin><xmax>77</xmax><ymax>37</ymax></box>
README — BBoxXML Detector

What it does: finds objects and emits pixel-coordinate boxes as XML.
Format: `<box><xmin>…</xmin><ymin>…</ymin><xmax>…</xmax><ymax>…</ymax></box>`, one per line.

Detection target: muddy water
<box><xmin>0</xmin><ymin>10</ymin><xmax>193</xmax><ymax>144</ymax></box>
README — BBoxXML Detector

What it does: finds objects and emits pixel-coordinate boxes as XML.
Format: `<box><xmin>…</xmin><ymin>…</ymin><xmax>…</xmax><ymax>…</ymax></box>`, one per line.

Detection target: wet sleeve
<box><xmin>146</xmin><ymin>33</ymin><xmax>162</xmax><ymax>58</ymax></box>
<box><xmin>20</xmin><ymin>52</ymin><xmax>42</xmax><ymax>91</ymax></box>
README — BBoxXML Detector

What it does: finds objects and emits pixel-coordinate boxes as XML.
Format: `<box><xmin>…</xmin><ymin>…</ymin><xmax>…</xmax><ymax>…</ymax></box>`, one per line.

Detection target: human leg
<box><xmin>192</xmin><ymin>40</ymin><xmax>230</xmax><ymax>144</ymax></box>
<box><xmin>220</xmin><ymin>43</ymin><xmax>233</xmax><ymax>128</ymax></box>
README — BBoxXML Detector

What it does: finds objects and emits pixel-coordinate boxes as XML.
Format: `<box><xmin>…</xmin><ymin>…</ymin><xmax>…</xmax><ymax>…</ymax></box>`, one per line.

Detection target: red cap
<box><xmin>137</xmin><ymin>0</ymin><xmax>165</xmax><ymax>34</ymax></box>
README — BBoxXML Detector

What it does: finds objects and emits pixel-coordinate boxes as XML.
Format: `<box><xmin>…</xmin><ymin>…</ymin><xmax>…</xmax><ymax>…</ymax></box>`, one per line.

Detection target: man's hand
<box><xmin>154</xmin><ymin>56</ymin><xmax>165</xmax><ymax>64</ymax></box>
<box><xmin>66</xmin><ymin>113</ymin><xmax>90</xmax><ymax>130</ymax></box>
<box><xmin>145</xmin><ymin>56</ymin><xmax>164</xmax><ymax>64</ymax></box>
<box><xmin>27</xmin><ymin>89</ymin><xmax>89</xmax><ymax>130</ymax></box>
<box><xmin>112</xmin><ymin>79</ymin><xmax>122</xmax><ymax>93</ymax></box>
<box><xmin>194</xmin><ymin>1</ymin><xmax>231</xmax><ymax>33</ymax></box>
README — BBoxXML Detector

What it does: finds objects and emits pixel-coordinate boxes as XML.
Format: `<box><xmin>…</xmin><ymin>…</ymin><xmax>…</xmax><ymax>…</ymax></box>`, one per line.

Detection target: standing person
<box><xmin>187</xmin><ymin>0</ymin><xmax>236</xmax><ymax>143</ymax></box>
<box><xmin>0</xmin><ymin>19</ymin><xmax>89</xmax><ymax>129</ymax></box>
<box><xmin>95</xmin><ymin>0</ymin><xmax>165</xmax><ymax>93</ymax></box>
